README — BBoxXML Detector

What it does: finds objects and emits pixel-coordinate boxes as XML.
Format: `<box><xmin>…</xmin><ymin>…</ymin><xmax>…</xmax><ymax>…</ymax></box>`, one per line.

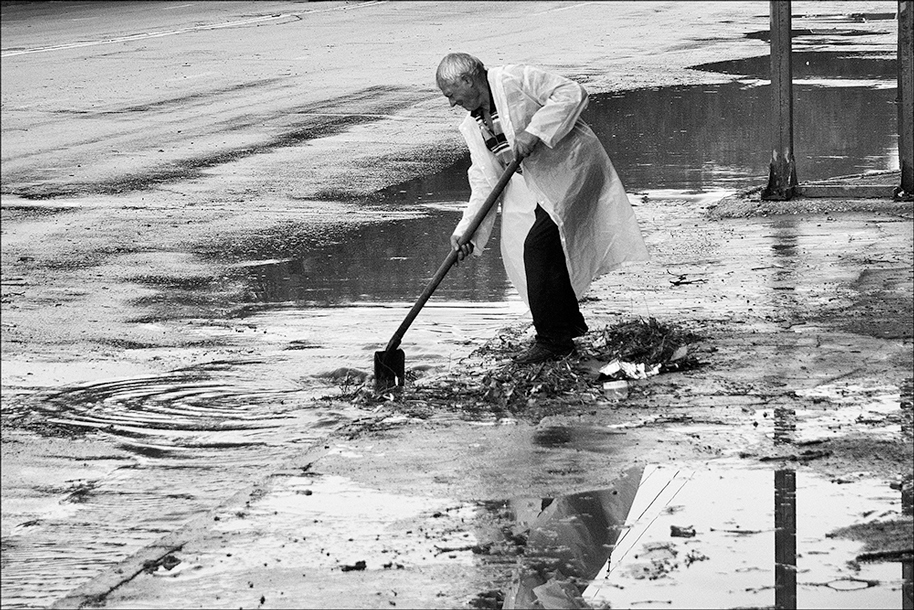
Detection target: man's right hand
<box><xmin>513</xmin><ymin>130</ymin><xmax>541</xmax><ymax>159</ymax></box>
<box><xmin>451</xmin><ymin>234</ymin><xmax>474</xmax><ymax>262</ymax></box>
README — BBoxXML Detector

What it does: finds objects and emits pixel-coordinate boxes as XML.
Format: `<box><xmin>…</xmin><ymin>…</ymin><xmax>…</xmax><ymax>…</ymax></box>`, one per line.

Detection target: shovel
<box><xmin>374</xmin><ymin>157</ymin><xmax>522</xmax><ymax>391</ymax></box>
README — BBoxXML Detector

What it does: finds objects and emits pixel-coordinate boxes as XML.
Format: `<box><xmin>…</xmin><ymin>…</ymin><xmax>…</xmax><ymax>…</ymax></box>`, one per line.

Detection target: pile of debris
<box><xmin>344</xmin><ymin>317</ymin><xmax>702</xmax><ymax>417</ymax></box>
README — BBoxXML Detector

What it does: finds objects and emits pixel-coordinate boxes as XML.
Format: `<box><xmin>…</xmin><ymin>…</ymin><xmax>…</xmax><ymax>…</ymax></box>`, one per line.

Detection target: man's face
<box><xmin>439</xmin><ymin>76</ymin><xmax>484</xmax><ymax>111</ymax></box>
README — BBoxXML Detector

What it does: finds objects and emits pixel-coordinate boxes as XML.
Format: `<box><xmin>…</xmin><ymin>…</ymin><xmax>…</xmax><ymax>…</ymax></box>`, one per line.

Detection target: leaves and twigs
<box><xmin>341</xmin><ymin>317</ymin><xmax>703</xmax><ymax>417</ymax></box>
<box><xmin>590</xmin><ymin>317</ymin><xmax>700</xmax><ymax>365</ymax></box>
<box><xmin>590</xmin><ymin>317</ymin><xmax>702</xmax><ymax>379</ymax></box>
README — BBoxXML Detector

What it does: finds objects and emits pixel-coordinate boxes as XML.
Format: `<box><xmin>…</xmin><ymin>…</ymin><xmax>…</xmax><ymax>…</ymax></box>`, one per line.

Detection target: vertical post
<box><xmin>762</xmin><ymin>0</ymin><xmax>798</xmax><ymax>201</ymax></box>
<box><xmin>775</xmin><ymin>469</ymin><xmax>798</xmax><ymax>610</ymax></box>
<box><xmin>897</xmin><ymin>1</ymin><xmax>914</xmax><ymax>200</ymax></box>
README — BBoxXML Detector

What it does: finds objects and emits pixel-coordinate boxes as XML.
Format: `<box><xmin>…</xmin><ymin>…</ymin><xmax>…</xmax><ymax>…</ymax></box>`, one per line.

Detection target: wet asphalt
<box><xmin>47</xmin><ymin>189</ymin><xmax>914</xmax><ymax>609</ymax></box>
<box><xmin>2</xmin><ymin>1</ymin><xmax>911</xmax><ymax>609</ymax></box>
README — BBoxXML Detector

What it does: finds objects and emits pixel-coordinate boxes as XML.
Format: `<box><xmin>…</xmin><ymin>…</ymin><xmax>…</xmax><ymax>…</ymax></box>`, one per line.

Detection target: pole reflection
<box><xmin>902</xmin><ymin>377</ymin><xmax>913</xmax><ymax>609</ymax></box>
<box><xmin>775</xmin><ymin>468</ymin><xmax>798</xmax><ymax>609</ymax></box>
<box><xmin>770</xmin><ymin>213</ymin><xmax>799</xmax><ymax>608</ymax></box>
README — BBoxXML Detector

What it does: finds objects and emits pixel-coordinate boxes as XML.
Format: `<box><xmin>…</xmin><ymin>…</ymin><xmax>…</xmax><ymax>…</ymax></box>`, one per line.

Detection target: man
<box><xmin>437</xmin><ymin>53</ymin><xmax>649</xmax><ymax>365</ymax></box>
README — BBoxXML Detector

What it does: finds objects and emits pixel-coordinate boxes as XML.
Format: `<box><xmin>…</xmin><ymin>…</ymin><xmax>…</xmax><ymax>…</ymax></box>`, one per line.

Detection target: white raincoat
<box><xmin>452</xmin><ymin>64</ymin><xmax>649</xmax><ymax>306</ymax></box>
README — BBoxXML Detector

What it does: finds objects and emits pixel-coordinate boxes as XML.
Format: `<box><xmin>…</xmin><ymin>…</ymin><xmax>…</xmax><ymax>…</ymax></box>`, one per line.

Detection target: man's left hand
<box><xmin>513</xmin><ymin>131</ymin><xmax>541</xmax><ymax>159</ymax></box>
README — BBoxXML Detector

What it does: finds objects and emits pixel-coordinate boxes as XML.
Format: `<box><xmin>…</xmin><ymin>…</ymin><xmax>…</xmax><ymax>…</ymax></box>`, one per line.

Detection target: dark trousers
<box><xmin>524</xmin><ymin>205</ymin><xmax>588</xmax><ymax>348</ymax></box>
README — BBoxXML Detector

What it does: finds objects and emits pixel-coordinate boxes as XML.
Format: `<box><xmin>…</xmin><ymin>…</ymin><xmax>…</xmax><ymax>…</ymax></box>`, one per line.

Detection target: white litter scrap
<box><xmin>599</xmin><ymin>359</ymin><xmax>661</xmax><ymax>380</ymax></box>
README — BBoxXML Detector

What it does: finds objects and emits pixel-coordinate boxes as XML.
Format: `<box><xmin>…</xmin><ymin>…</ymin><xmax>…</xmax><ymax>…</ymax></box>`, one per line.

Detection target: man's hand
<box><xmin>513</xmin><ymin>130</ymin><xmax>541</xmax><ymax>159</ymax></box>
<box><xmin>451</xmin><ymin>234</ymin><xmax>474</xmax><ymax>262</ymax></box>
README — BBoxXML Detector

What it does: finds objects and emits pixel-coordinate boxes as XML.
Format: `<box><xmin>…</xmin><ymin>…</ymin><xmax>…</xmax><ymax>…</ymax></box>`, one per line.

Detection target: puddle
<box><xmin>578</xmin><ymin>464</ymin><xmax>911</xmax><ymax>609</ymax></box>
<box><xmin>495</xmin><ymin>464</ymin><xmax>910</xmax><ymax>609</ymax></box>
<box><xmin>795</xmin><ymin>12</ymin><xmax>899</xmax><ymax>23</ymax></box>
<box><xmin>0</xmin><ymin>303</ymin><xmax>525</xmax><ymax>608</ymax></box>
<box><xmin>96</xmin><ymin>463</ymin><xmax>912</xmax><ymax>609</ymax></box>
<box><xmin>222</xmin><ymin>54</ymin><xmax>897</xmax><ymax>310</ymax></box>
<box><xmin>0</xmin><ymin>367</ymin><xmax>351</xmax><ymax>609</ymax></box>
<box><xmin>783</xmin><ymin>383</ymin><xmax>904</xmax><ymax>442</ymax></box>
<box><xmin>377</xmin><ymin>50</ymin><xmax>896</xmax><ymax>207</ymax></box>
<box><xmin>9</xmin><ymin>365</ymin><xmax>334</xmax><ymax>451</ymax></box>
<box><xmin>586</xmin><ymin>80</ymin><xmax>895</xmax><ymax>191</ymax></box>
<box><xmin>231</xmin><ymin>210</ymin><xmax>514</xmax><ymax>306</ymax></box>
<box><xmin>698</xmin><ymin>50</ymin><xmax>896</xmax><ymax>81</ymax></box>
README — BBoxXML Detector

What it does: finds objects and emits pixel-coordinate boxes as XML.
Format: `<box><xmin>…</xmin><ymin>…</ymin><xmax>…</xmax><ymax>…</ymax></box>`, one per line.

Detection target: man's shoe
<box><xmin>513</xmin><ymin>342</ymin><xmax>575</xmax><ymax>365</ymax></box>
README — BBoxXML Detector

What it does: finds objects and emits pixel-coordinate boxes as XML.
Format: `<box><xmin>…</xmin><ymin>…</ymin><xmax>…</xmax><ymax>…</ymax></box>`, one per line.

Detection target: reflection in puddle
<box><xmin>495</xmin><ymin>465</ymin><xmax>911</xmax><ymax>609</ymax></box>
<box><xmin>582</xmin><ymin>78</ymin><xmax>896</xmax><ymax>192</ymax></box>
<box><xmin>747</xmin><ymin>383</ymin><xmax>905</xmax><ymax>444</ymax></box>
<box><xmin>696</xmin><ymin>50</ymin><xmax>895</xmax><ymax>81</ymax></box>
<box><xmin>501</xmin><ymin>466</ymin><xmax>643</xmax><ymax>608</ymax></box>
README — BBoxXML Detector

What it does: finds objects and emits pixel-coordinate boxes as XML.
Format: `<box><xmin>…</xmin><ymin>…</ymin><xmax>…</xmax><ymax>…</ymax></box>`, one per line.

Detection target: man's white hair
<box><xmin>436</xmin><ymin>52</ymin><xmax>486</xmax><ymax>86</ymax></box>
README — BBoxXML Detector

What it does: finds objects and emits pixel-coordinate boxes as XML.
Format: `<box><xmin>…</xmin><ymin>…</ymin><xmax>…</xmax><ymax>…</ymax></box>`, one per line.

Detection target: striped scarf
<box><xmin>471</xmin><ymin>103</ymin><xmax>517</xmax><ymax>171</ymax></box>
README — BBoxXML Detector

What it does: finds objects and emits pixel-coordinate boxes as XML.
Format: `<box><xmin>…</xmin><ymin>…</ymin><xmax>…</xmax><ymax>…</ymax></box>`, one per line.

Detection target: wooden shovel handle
<box><xmin>384</xmin><ymin>157</ymin><xmax>522</xmax><ymax>353</ymax></box>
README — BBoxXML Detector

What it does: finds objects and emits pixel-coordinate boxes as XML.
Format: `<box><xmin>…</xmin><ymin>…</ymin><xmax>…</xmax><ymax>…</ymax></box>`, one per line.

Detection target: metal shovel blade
<box><xmin>374</xmin><ymin>348</ymin><xmax>405</xmax><ymax>391</ymax></box>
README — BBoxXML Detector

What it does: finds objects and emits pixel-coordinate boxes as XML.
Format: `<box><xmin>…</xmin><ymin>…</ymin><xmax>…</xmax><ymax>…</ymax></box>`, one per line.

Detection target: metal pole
<box><xmin>897</xmin><ymin>1</ymin><xmax>914</xmax><ymax>200</ymax></box>
<box><xmin>762</xmin><ymin>0</ymin><xmax>798</xmax><ymax>201</ymax></box>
